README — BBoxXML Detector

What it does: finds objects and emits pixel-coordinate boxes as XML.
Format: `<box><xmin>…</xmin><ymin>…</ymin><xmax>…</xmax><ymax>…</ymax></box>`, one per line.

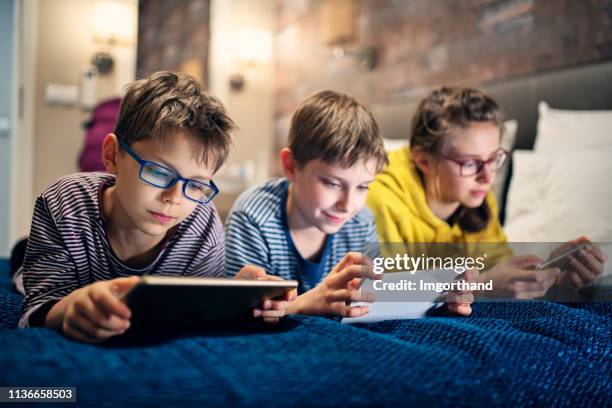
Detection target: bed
<box><xmin>1</xmin><ymin>260</ymin><xmax>610</xmax><ymax>407</ymax></box>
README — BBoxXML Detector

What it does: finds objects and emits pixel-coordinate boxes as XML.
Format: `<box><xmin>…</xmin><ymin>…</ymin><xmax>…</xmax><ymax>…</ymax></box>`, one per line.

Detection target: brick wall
<box><xmin>137</xmin><ymin>0</ymin><xmax>211</xmax><ymax>83</ymax></box>
<box><xmin>274</xmin><ymin>0</ymin><xmax>612</xmax><ymax>148</ymax></box>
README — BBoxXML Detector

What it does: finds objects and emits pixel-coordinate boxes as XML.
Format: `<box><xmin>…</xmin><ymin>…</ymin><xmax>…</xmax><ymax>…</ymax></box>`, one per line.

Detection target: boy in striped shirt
<box><xmin>226</xmin><ymin>91</ymin><xmax>474</xmax><ymax>318</ymax></box>
<box><xmin>19</xmin><ymin>72</ymin><xmax>289</xmax><ymax>342</ymax></box>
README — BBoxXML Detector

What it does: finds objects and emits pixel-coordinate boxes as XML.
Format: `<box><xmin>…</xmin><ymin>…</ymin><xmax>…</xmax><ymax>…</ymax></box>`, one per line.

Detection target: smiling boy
<box><xmin>225</xmin><ymin>90</ymin><xmax>389</xmax><ymax>317</ymax></box>
<box><xmin>18</xmin><ymin>71</ymin><xmax>286</xmax><ymax>342</ymax></box>
<box><xmin>226</xmin><ymin>90</ymin><xmax>475</xmax><ymax>317</ymax></box>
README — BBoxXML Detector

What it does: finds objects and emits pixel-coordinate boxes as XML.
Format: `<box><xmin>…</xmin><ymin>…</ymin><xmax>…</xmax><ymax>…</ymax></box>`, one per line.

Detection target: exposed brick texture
<box><xmin>273</xmin><ymin>0</ymin><xmax>612</xmax><ymax>150</ymax></box>
<box><xmin>134</xmin><ymin>0</ymin><xmax>612</xmax><ymax>173</ymax></box>
<box><xmin>137</xmin><ymin>0</ymin><xmax>211</xmax><ymax>83</ymax></box>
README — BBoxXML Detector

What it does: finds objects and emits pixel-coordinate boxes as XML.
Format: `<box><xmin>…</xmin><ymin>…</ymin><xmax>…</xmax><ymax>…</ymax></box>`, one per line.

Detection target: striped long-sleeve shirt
<box><xmin>19</xmin><ymin>172</ymin><xmax>225</xmax><ymax>328</ymax></box>
<box><xmin>225</xmin><ymin>178</ymin><xmax>379</xmax><ymax>293</ymax></box>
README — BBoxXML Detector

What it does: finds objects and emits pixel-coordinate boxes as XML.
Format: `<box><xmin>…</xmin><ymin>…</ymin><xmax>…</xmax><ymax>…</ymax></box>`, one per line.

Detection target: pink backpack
<box><xmin>78</xmin><ymin>97</ymin><xmax>121</xmax><ymax>172</ymax></box>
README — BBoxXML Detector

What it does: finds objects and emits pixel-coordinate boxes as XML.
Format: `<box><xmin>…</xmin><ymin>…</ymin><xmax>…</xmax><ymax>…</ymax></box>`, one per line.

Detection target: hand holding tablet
<box><xmin>122</xmin><ymin>275</ymin><xmax>298</xmax><ymax>330</ymax></box>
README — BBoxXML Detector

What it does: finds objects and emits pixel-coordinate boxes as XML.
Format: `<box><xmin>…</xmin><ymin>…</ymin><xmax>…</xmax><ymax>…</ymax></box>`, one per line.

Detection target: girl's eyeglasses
<box><xmin>440</xmin><ymin>148</ymin><xmax>509</xmax><ymax>177</ymax></box>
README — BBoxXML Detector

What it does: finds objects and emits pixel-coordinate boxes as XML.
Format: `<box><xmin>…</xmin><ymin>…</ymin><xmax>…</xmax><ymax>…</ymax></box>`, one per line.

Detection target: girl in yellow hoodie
<box><xmin>367</xmin><ymin>87</ymin><xmax>606</xmax><ymax>299</ymax></box>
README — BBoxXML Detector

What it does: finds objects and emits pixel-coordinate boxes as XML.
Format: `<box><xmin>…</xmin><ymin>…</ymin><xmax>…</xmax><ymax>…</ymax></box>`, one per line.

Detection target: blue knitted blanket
<box><xmin>0</xmin><ymin>260</ymin><xmax>610</xmax><ymax>407</ymax></box>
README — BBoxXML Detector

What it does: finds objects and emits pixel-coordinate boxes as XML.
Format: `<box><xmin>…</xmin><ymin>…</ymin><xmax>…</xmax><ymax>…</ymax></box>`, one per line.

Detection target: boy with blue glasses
<box><xmin>116</xmin><ymin>137</ymin><xmax>220</xmax><ymax>205</ymax></box>
<box><xmin>19</xmin><ymin>72</ymin><xmax>289</xmax><ymax>342</ymax></box>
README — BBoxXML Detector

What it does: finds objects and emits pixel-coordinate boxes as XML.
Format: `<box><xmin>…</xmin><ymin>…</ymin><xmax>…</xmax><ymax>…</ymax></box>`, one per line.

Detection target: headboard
<box><xmin>371</xmin><ymin>60</ymin><xmax>612</xmax><ymax>150</ymax></box>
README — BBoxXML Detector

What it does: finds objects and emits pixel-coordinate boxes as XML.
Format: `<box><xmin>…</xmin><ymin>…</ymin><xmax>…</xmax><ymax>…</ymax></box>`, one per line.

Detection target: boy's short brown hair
<box><xmin>288</xmin><ymin>90</ymin><xmax>388</xmax><ymax>171</ymax></box>
<box><xmin>114</xmin><ymin>71</ymin><xmax>235</xmax><ymax>171</ymax></box>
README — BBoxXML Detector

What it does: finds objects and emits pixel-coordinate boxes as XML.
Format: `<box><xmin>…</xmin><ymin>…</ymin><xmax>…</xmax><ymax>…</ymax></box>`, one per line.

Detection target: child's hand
<box><xmin>478</xmin><ymin>255</ymin><xmax>559</xmax><ymax>299</ymax></box>
<box><xmin>287</xmin><ymin>252</ymin><xmax>381</xmax><ymax>317</ymax></box>
<box><xmin>554</xmin><ymin>237</ymin><xmax>607</xmax><ymax>289</ymax></box>
<box><xmin>235</xmin><ymin>265</ymin><xmax>296</xmax><ymax>324</ymax></box>
<box><xmin>46</xmin><ymin>276</ymin><xmax>140</xmax><ymax>343</ymax></box>
<box><xmin>444</xmin><ymin>269</ymin><xmax>478</xmax><ymax>316</ymax></box>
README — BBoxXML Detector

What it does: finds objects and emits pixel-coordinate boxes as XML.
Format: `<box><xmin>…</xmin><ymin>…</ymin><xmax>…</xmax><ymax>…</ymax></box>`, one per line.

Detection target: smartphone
<box><xmin>536</xmin><ymin>242</ymin><xmax>590</xmax><ymax>270</ymax></box>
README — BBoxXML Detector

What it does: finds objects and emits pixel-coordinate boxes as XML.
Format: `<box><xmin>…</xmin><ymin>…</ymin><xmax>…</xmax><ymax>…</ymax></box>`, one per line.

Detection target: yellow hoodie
<box><xmin>367</xmin><ymin>147</ymin><xmax>508</xmax><ymax>244</ymax></box>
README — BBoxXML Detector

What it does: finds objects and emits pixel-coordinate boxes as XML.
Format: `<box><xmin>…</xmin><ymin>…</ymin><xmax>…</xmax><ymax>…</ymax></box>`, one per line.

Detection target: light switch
<box><xmin>45</xmin><ymin>83</ymin><xmax>79</xmax><ymax>106</ymax></box>
<box><xmin>0</xmin><ymin>117</ymin><xmax>9</xmax><ymax>138</ymax></box>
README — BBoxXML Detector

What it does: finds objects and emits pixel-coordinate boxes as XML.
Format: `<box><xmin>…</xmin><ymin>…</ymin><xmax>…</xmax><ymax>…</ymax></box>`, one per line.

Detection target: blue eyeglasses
<box><xmin>118</xmin><ymin>138</ymin><xmax>219</xmax><ymax>204</ymax></box>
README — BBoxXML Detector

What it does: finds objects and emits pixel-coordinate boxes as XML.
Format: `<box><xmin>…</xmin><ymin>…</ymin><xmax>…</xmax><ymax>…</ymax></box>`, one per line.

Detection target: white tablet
<box><xmin>123</xmin><ymin>276</ymin><xmax>298</xmax><ymax>330</ymax></box>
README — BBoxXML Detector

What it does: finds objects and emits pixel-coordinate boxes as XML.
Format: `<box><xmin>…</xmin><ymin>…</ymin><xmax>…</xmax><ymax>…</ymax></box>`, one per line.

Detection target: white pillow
<box><xmin>505</xmin><ymin>149</ymin><xmax>612</xmax><ymax>242</ymax></box>
<box><xmin>535</xmin><ymin>102</ymin><xmax>612</xmax><ymax>152</ymax></box>
<box><xmin>382</xmin><ymin>137</ymin><xmax>408</xmax><ymax>152</ymax></box>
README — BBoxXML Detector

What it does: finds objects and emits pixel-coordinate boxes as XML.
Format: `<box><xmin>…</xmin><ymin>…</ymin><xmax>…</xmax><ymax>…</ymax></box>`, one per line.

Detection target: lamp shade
<box><xmin>232</xmin><ymin>27</ymin><xmax>272</xmax><ymax>65</ymax></box>
<box><xmin>92</xmin><ymin>0</ymin><xmax>137</xmax><ymax>45</ymax></box>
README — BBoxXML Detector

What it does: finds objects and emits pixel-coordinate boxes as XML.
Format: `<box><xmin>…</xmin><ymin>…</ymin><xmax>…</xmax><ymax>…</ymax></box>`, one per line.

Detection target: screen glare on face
<box><xmin>142</xmin><ymin>164</ymin><xmax>175</xmax><ymax>186</ymax></box>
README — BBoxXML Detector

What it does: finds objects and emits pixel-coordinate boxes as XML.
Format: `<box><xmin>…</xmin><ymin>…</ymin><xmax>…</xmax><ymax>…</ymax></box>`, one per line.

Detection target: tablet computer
<box><xmin>123</xmin><ymin>276</ymin><xmax>298</xmax><ymax>330</ymax></box>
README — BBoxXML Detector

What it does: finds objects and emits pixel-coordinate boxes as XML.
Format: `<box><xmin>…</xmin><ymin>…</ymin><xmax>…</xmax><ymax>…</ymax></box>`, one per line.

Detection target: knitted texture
<box><xmin>0</xmin><ymin>260</ymin><xmax>21</xmax><ymax>329</ymax></box>
<box><xmin>1</xmin><ymin>260</ymin><xmax>610</xmax><ymax>407</ymax></box>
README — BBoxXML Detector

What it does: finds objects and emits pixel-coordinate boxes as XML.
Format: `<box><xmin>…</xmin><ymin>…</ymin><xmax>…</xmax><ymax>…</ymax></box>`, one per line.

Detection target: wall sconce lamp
<box><xmin>322</xmin><ymin>0</ymin><xmax>377</xmax><ymax>71</ymax></box>
<box><xmin>229</xmin><ymin>27</ymin><xmax>272</xmax><ymax>92</ymax></box>
<box><xmin>91</xmin><ymin>0</ymin><xmax>137</xmax><ymax>75</ymax></box>
<box><xmin>332</xmin><ymin>46</ymin><xmax>377</xmax><ymax>71</ymax></box>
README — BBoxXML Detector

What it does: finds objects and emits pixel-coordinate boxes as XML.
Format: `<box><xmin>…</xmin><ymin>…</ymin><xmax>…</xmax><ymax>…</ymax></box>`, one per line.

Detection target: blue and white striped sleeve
<box><xmin>364</xmin><ymin>218</ymin><xmax>381</xmax><ymax>260</ymax></box>
<box><xmin>186</xmin><ymin>209</ymin><xmax>226</xmax><ymax>278</ymax></box>
<box><xmin>19</xmin><ymin>195</ymin><xmax>80</xmax><ymax>328</ymax></box>
<box><xmin>224</xmin><ymin>210</ymin><xmax>270</xmax><ymax>277</ymax></box>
